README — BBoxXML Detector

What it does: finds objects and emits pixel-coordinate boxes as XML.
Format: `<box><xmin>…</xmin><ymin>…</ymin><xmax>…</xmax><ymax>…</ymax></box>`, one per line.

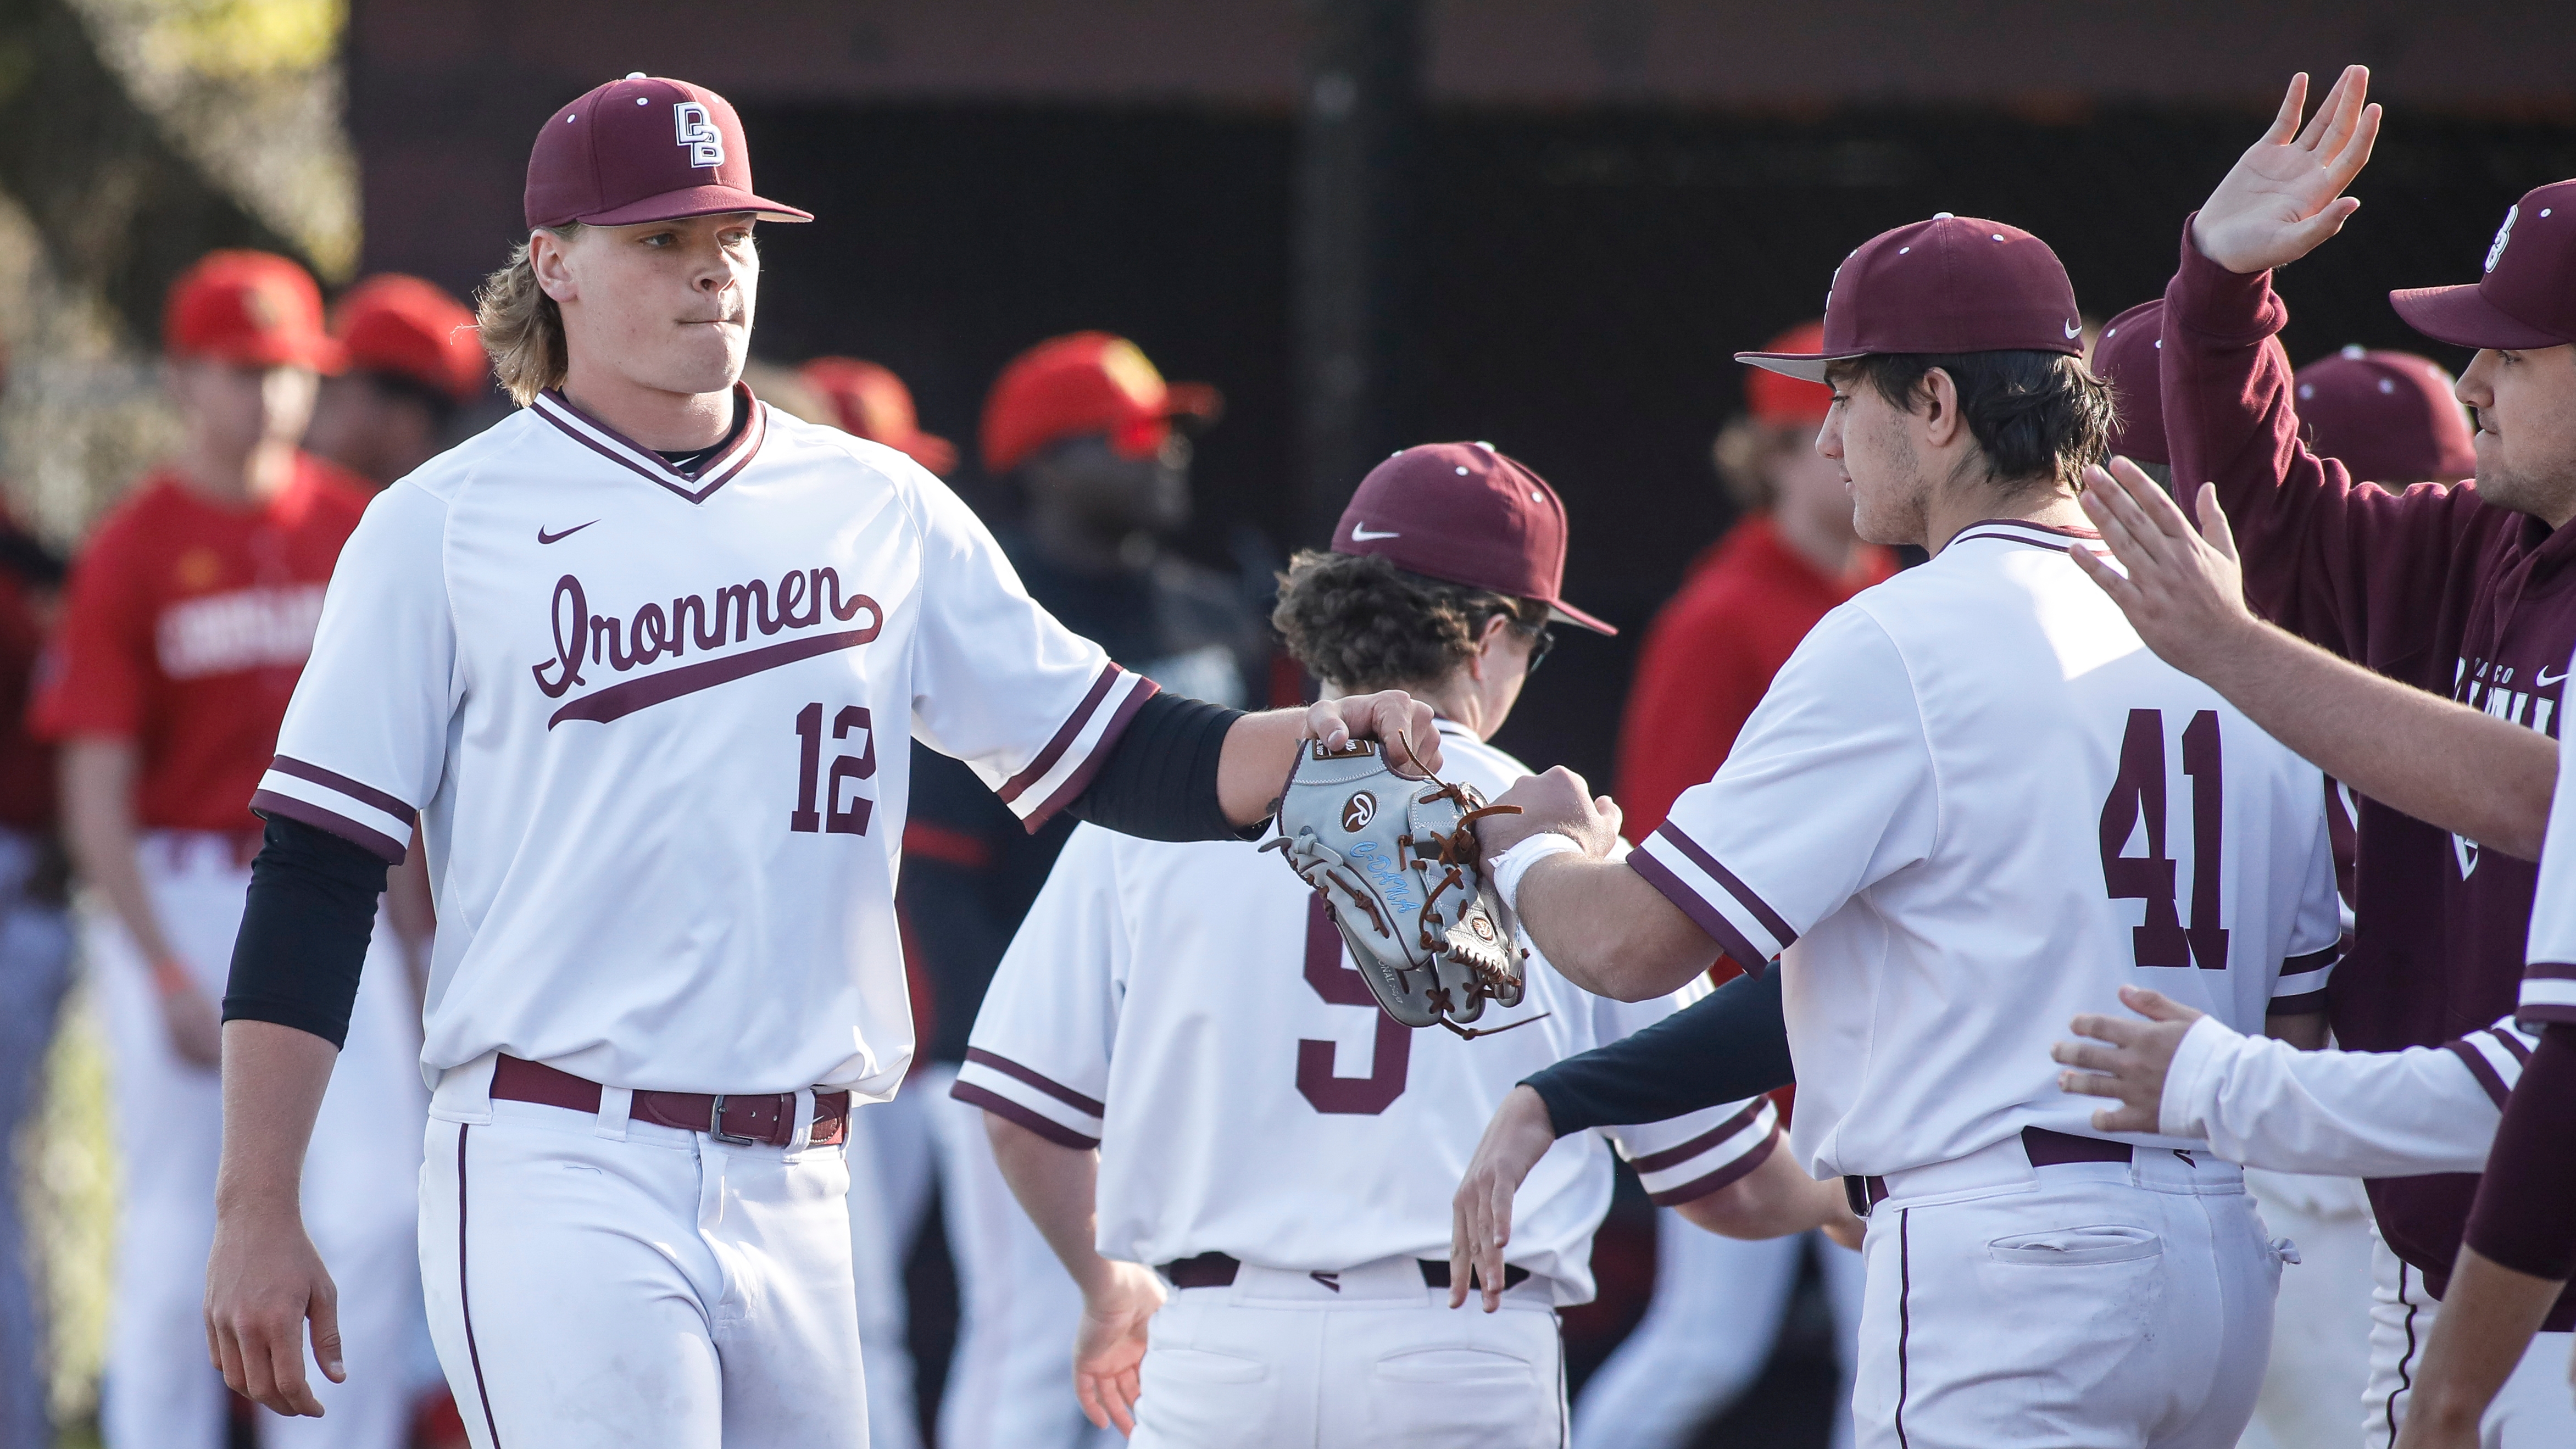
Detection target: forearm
<box><xmin>1524</xmin><ymin>962</ymin><xmax>1793</xmax><ymax>1135</ymax></box>
<box><xmin>2165</xmin><ymin>1015</ymin><xmax>2501</xmax><ymax>1176</ymax></box>
<box><xmin>214</xmin><ymin>1021</ymin><xmax>338</xmax><ymax>1216</ymax></box>
<box><xmin>60</xmin><ymin>739</ymin><xmax>175</xmax><ymax>966</ymax></box>
<box><xmin>985</xmin><ymin>1113</ymin><xmax>1121</xmax><ymax>1296</ymax></box>
<box><xmin>1515</xmin><ymin>854</ymin><xmax>1716</xmax><ymax>1001</ymax></box>
<box><xmin>2189</xmin><ymin>617</ymin><xmax>2552</xmax><ymax>860</ymax></box>
<box><xmin>1676</xmin><ymin>1144</ymin><xmax>1855</xmax><ymax>1242</ymax></box>
<box><xmin>2399</xmin><ymin>1247</ymin><xmax>2563</xmax><ymax>1440</ymax></box>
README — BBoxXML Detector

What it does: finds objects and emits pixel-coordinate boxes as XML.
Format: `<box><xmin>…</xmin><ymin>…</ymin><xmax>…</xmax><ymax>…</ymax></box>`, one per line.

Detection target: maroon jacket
<box><xmin>2163</xmin><ymin>228</ymin><xmax>2576</xmax><ymax>1325</ymax></box>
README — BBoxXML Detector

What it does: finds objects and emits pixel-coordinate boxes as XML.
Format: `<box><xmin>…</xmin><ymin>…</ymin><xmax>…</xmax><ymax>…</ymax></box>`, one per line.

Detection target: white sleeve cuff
<box><xmin>2159</xmin><ymin>1013</ymin><xmax>2244</xmax><ymax>1140</ymax></box>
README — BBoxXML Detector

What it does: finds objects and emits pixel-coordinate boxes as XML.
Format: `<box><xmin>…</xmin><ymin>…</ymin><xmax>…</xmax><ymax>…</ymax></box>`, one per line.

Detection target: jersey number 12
<box><xmin>2098</xmin><ymin>707</ymin><xmax>2229</xmax><ymax>969</ymax></box>
<box><xmin>789</xmin><ymin>702</ymin><xmax>876</xmax><ymax>835</ymax></box>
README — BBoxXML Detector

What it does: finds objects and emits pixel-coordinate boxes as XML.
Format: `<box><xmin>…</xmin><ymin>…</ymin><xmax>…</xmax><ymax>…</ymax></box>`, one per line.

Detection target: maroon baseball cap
<box><xmin>2296</xmin><ymin>345</ymin><xmax>2478</xmax><ymax>483</ymax></box>
<box><xmin>2391</xmin><ymin>180</ymin><xmax>2576</xmax><ymax>351</ymax></box>
<box><xmin>1738</xmin><ymin>214</ymin><xmax>2084</xmax><ymax>382</ymax></box>
<box><xmin>1333</xmin><ymin>442</ymin><xmax>1614</xmax><ymax>635</ymax></box>
<box><xmin>2092</xmin><ymin>300</ymin><xmax>2168</xmax><ymax>466</ymax></box>
<box><xmin>525</xmin><ymin>74</ymin><xmax>813</xmax><ymax>231</ymax></box>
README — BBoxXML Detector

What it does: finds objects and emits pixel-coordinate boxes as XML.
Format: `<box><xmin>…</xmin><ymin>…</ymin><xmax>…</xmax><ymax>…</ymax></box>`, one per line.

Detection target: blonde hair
<box><xmin>474</xmin><ymin>224</ymin><xmax>580</xmax><ymax>406</ymax></box>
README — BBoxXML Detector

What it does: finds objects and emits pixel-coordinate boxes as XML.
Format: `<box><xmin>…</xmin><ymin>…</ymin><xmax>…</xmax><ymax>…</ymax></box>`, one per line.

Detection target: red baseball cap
<box><xmin>1738</xmin><ymin>214</ymin><xmax>2084</xmax><ymax>382</ymax></box>
<box><xmin>2391</xmin><ymin>180</ymin><xmax>2576</xmax><ymax>351</ymax></box>
<box><xmin>802</xmin><ymin>356</ymin><xmax>958</xmax><ymax>476</ymax></box>
<box><xmin>980</xmin><ymin>332</ymin><xmax>1221</xmax><ymax>475</ymax></box>
<box><xmin>1744</xmin><ymin>321</ymin><xmax>1833</xmax><ymax>427</ymax></box>
<box><xmin>1333</xmin><ymin>442</ymin><xmax>1614</xmax><ymax>636</ymax></box>
<box><xmin>2296</xmin><ymin>345</ymin><xmax>2478</xmax><ymax>484</ymax></box>
<box><xmin>2092</xmin><ymin>300</ymin><xmax>2169</xmax><ymax>465</ymax></box>
<box><xmin>164</xmin><ymin>250</ymin><xmax>343</xmax><ymax>373</ymax></box>
<box><xmin>332</xmin><ymin>274</ymin><xmax>486</xmax><ymax>403</ymax></box>
<box><xmin>525</xmin><ymin>74</ymin><xmax>813</xmax><ymax>231</ymax></box>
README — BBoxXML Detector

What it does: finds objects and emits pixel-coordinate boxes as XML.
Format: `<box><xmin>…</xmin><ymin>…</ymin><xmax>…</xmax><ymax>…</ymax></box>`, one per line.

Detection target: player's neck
<box><xmin>556</xmin><ymin>363</ymin><xmax>735</xmax><ymax>453</ymax></box>
<box><xmin>1924</xmin><ymin>478</ymin><xmax>2088</xmax><ymax>556</ymax></box>
<box><xmin>173</xmin><ymin>436</ymin><xmax>298</xmax><ymax>508</ymax></box>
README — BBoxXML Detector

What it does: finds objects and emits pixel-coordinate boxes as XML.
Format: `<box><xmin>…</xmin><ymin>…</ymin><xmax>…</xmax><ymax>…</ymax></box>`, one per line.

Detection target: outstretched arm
<box><xmin>1477</xmin><ymin>766</ymin><xmax>1717</xmax><ymax>1000</ymax></box>
<box><xmin>1221</xmin><ymin>693</ymin><xmax>1439</xmax><ymax>827</ymax></box>
<box><xmin>2072</xmin><ymin>460</ymin><xmax>2555</xmax><ymax>860</ymax></box>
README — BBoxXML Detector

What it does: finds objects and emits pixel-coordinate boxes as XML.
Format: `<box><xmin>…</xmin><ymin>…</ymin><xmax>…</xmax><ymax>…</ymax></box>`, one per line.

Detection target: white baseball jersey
<box><xmin>959</xmin><ymin>722</ymin><xmax>1779</xmax><ymax>1304</ymax></box>
<box><xmin>2158</xmin><ymin>1010</ymin><xmax>2535</xmax><ymax>1178</ymax></box>
<box><xmin>2520</xmin><ymin>647</ymin><xmax>2576</xmax><ymax>1027</ymax></box>
<box><xmin>1633</xmin><ymin>517</ymin><xmax>2344</xmax><ymax>1180</ymax></box>
<box><xmin>254</xmin><ymin>387</ymin><xmax>1153</xmax><ymax>1097</ymax></box>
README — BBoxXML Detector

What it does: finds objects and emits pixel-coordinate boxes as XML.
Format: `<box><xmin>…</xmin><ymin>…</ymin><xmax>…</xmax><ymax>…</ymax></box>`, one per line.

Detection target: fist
<box><xmin>1478</xmin><ymin>766</ymin><xmax>1621</xmax><ymax>859</ymax></box>
<box><xmin>1305</xmin><ymin>690</ymin><xmax>1443</xmax><ymax>776</ymax></box>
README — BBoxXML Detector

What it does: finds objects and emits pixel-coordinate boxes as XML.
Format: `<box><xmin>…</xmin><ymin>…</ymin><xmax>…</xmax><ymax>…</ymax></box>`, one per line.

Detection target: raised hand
<box><xmin>2050</xmin><ymin>986</ymin><xmax>2207</xmax><ymax>1135</ymax></box>
<box><xmin>2192</xmin><ymin>66</ymin><xmax>2381</xmax><ymax>274</ymax></box>
<box><xmin>2069</xmin><ymin>460</ymin><xmax>2257</xmax><ymax>682</ymax></box>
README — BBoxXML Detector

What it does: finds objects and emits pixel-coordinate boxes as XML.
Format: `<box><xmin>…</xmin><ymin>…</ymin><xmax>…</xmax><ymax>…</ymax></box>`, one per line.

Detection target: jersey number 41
<box><xmin>2099</xmin><ymin>707</ymin><xmax>2229</xmax><ymax>971</ymax></box>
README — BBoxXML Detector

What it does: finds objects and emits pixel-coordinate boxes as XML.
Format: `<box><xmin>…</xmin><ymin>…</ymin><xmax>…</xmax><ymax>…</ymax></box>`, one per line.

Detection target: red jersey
<box><xmin>2163</xmin><ymin>230</ymin><xmax>2576</xmax><ymax>1326</ymax></box>
<box><xmin>1615</xmin><ymin>514</ymin><xmax>1896</xmax><ymax>835</ymax></box>
<box><xmin>30</xmin><ymin>458</ymin><xmax>371</xmax><ymax>833</ymax></box>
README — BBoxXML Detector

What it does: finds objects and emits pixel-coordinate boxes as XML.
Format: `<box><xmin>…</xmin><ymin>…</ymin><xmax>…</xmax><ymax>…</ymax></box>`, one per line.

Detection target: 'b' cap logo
<box><xmin>674</xmin><ymin>102</ymin><xmax>724</xmax><ymax>168</ymax></box>
<box><xmin>1341</xmin><ymin>791</ymin><xmax>1377</xmax><ymax>832</ymax></box>
<box><xmin>2487</xmin><ymin>204</ymin><xmax>2518</xmax><ymax>273</ymax></box>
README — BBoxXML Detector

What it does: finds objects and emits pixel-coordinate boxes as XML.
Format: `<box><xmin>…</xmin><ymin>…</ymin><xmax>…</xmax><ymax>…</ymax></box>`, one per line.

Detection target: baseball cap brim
<box><xmin>570</xmin><ymin>184</ymin><xmax>814</xmax><ymax>228</ymax></box>
<box><xmin>1545</xmin><ymin>599</ymin><xmax>1616</xmax><ymax>636</ymax></box>
<box><xmin>2390</xmin><ymin>284</ymin><xmax>2567</xmax><ymax>352</ymax></box>
<box><xmin>1733</xmin><ymin>348</ymin><xmax>1868</xmax><ymax>384</ymax></box>
<box><xmin>190</xmin><ymin>333</ymin><xmax>348</xmax><ymax>375</ymax></box>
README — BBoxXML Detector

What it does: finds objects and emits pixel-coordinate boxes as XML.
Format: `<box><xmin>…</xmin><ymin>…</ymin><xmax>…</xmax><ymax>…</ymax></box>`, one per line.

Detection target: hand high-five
<box><xmin>2069</xmin><ymin>460</ymin><xmax>2260</xmax><ymax>679</ymax></box>
<box><xmin>2193</xmin><ymin>66</ymin><xmax>2382</xmax><ymax>275</ymax></box>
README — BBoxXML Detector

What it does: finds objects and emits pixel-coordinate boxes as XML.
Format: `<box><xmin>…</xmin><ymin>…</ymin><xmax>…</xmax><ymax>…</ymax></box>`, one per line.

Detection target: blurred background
<box><xmin>7</xmin><ymin>2</ymin><xmax>2574</xmax><ymax>1446</ymax></box>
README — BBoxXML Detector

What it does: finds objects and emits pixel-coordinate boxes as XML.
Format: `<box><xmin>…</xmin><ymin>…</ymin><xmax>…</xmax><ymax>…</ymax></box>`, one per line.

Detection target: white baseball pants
<box><xmin>2364</xmin><ymin>1231</ymin><xmax>2576</xmax><ymax>1448</ymax></box>
<box><xmin>2235</xmin><ymin>1169</ymin><xmax>2375</xmax><ymax>1449</ymax></box>
<box><xmin>94</xmin><ymin>832</ymin><xmax>426</xmax><ymax>1449</ymax></box>
<box><xmin>928</xmin><ymin>1067</ymin><xmax>1120</xmax><ymax>1449</ymax></box>
<box><xmin>845</xmin><ymin>1091</ymin><xmax>928</xmax><ymax>1449</ymax></box>
<box><xmin>1133</xmin><ymin>1257</ymin><xmax>1565</xmax><ymax>1449</ymax></box>
<box><xmin>1572</xmin><ymin>1218</ymin><xmax>1863</xmax><ymax>1449</ymax></box>
<box><xmin>1850</xmin><ymin>1141</ymin><xmax>2280</xmax><ymax>1449</ymax></box>
<box><xmin>419</xmin><ymin>1087</ymin><xmax>869</xmax><ymax>1449</ymax></box>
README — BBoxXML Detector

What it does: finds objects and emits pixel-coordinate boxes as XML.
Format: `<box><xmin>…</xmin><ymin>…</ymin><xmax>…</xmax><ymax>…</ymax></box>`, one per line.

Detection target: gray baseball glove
<box><xmin>1262</xmin><ymin>735</ymin><xmax>1532</xmax><ymax>1037</ymax></box>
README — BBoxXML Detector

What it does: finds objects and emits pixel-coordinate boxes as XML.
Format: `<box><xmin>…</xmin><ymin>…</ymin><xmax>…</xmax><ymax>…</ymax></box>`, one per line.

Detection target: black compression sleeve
<box><xmin>1522</xmin><ymin>961</ymin><xmax>1794</xmax><ymax>1135</ymax></box>
<box><xmin>1064</xmin><ymin>692</ymin><xmax>1255</xmax><ymax>843</ymax></box>
<box><xmin>221</xmin><ymin>815</ymin><xmax>393</xmax><ymax>1048</ymax></box>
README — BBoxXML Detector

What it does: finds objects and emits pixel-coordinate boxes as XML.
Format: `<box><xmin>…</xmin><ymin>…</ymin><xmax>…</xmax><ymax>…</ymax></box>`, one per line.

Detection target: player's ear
<box><xmin>1917</xmin><ymin>367</ymin><xmax>1963</xmax><ymax>447</ymax></box>
<box><xmin>530</xmin><ymin>229</ymin><xmax>580</xmax><ymax>304</ymax></box>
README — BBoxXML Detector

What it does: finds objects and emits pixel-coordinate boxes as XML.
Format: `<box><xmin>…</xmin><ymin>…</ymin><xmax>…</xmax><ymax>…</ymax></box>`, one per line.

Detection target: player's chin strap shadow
<box><xmin>1395</xmin><ymin>729</ymin><xmax>1551</xmax><ymax>1043</ymax></box>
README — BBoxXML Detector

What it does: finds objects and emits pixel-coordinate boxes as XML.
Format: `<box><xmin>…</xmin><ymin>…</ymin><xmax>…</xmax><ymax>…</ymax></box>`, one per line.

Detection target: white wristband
<box><xmin>1491</xmin><ymin>833</ymin><xmax>1583</xmax><ymax>914</ymax></box>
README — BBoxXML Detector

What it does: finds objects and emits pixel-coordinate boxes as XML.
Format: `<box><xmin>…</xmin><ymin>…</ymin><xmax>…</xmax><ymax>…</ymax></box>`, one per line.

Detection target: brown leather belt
<box><xmin>1842</xmin><ymin>1126</ymin><xmax>2134</xmax><ymax>1219</ymax></box>
<box><xmin>492</xmin><ymin>1054</ymin><xmax>849</xmax><ymax>1149</ymax></box>
<box><xmin>1160</xmin><ymin>1251</ymin><xmax>1528</xmax><ymax>1293</ymax></box>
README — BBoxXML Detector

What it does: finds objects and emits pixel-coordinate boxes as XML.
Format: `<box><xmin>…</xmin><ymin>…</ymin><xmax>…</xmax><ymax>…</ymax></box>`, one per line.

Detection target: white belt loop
<box><xmin>595</xmin><ymin>1085</ymin><xmax>634</xmax><ymax>1140</ymax></box>
<box><xmin>791</xmin><ymin>1088</ymin><xmax>817</xmax><ymax>1152</ymax></box>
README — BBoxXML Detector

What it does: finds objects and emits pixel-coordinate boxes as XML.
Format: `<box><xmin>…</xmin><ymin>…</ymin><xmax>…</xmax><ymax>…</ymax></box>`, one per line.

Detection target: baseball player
<box><xmin>303</xmin><ymin>274</ymin><xmax>491</xmax><ymax>489</ymax></box>
<box><xmin>959</xmin><ymin>441</ymin><xmax>1846</xmax><ymax>1448</ymax></box>
<box><xmin>2294</xmin><ymin>346</ymin><xmax>2479</xmax><ymax>488</ymax></box>
<box><xmin>33</xmin><ymin>250</ymin><xmax>427</xmax><ymax>1449</ymax></box>
<box><xmin>2093</xmin><ymin>65</ymin><xmax>2576</xmax><ymax>1445</ymax></box>
<box><xmin>1582</xmin><ymin>322</ymin><xmax>1881</xmax><ymax>1449</ymax></box>
<box><xmin>893</xmin><ymin>332</ymin><xmax>1259</xmax><ymax>1449</ymax></box>
<box><xmin>197</xmin><ymin>74</ymin><xmax>1436</xmax><ymax>1449</ymax></box>
<box><xmin>1468</xmin><ymin>211</ymin><xmax>2346</xmax><ymax>1449</ymax></box>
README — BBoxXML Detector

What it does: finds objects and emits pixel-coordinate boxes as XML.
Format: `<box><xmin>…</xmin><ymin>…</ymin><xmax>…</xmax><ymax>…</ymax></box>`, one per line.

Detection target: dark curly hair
<box><xmin>1271</xmin><ymin>550</ymin><xmax>1548</xmax><ymax>693</ymax></box>
<box><xmin>1831</xmin><ymin>349</ymin><xmax>2116</xmax><ymax>492</ymax></box>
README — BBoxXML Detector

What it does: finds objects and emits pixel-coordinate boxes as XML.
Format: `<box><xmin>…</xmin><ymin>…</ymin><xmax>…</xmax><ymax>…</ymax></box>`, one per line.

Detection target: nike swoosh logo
<box><xmin>537</xmin><ymin>521</ymin><xmax>599</xmax><ymax>545</ymax></box>
<box><xmin>2540</xmin><ymin>667</ymin><xmax>2569</xmax><ymax>687</ymax></box>
<box><xmin>1349</xmin><ymin>525</ymin><xmax>1401</xmax><ymax>541</ymax></box>
<box><xmin>2063</xmin><ymin>320</ymin><xmax>2083</xmax><ymax>339</ymax></box>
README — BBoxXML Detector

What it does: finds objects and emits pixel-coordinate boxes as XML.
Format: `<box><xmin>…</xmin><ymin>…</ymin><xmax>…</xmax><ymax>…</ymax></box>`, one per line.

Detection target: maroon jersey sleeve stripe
<box><xmin>1650</xmin><ymin>822</ymin><xmax>1799</xmax><ymax>950</ymax></box>
<box><xmin>964</xmin><ymin>1047</ymin><xmax>1108</xmax><ymax>1117</ymax></box>
<box><xmin>2284</xmin><ymin>946</ymin><xmax>2340</xmax><ymax>973</ymax></box>
<box><xmin>2443</xmin><ymin>1039</ymin><xmax>2513</xmax><ymax>1110</ymax></box>
<box><xmin>250</xmin><ymin>789</ymin><xmax>408</xmax><ymax>863</ymax></box>
<box><xmin>949</xmin><ymin>1080</ymin><xmax>1101</xmax><ymax>1151</ymax></box>
<box><xmin>998</xmin><ymin>664</ymin><xmax>1126</xmax><ymax>806</ymax></box>
<box><xmin>1628</xmin><ymin>849</ymin><xmax>1772</xmax><ymax>973</ymax></box>
<box><xmin>2268</xmin><ymin>989</ymin><xmax>2330</xmax><ymax>1015</ymax></box>
<box><xmin>2485</xmin><ymin>1027</ymin><xmax>2534</xmax><ymax>1068</ymax></box>
<box><xmin>1648</xmin><ymin>1126</ymin><xmax>1781</xmax><ymax>1206</ymax></box>
<box><xmin>1627</xmin><ymin>1101</ymin><xmax>1766</xmax><ymax>1174</ymax></box>
<box><xmin>1021</xmin><ymin>675</ymin><xmax>1159</xmax><ymax>832</ymax></box>
<box><xmin>2524</xmin><ymin>961</ymin><xmax>2576</xmax><ymax>979</ymax></box>
<box><xmin>267</xmin><ymin>755</ymin><xmax>417</xmax><ymax>825</ymax></box>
